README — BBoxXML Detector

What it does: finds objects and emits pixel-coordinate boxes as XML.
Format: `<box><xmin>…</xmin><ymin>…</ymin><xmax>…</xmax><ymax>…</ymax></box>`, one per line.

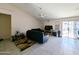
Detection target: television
<box><xmin>45</xmin><ymin>25</ymin><xmax>53</xmax><ymax>30</ymax></box>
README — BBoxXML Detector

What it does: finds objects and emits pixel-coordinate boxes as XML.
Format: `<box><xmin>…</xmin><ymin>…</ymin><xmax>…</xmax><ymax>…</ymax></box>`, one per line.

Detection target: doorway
<box><xmin>0</xmin><ymin>13</ymin><xmax>11</xmax><ymax>39</ymax></box>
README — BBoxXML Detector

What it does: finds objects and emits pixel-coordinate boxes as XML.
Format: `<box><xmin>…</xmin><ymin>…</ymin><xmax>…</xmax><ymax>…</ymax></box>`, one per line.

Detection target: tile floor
<box><xmin>0</xmin><ymin>39</ymin><xmax>20</xmax><ymax>55</ymax></box>
<box><xmin>20</xmin><ymin>36</ymin><xmax>79</xmax><ymax>55</ymax></box>
<box><xmin>1</xmin><ymin>36</ymin><xmax>79</xmax><ymax>55</ymax></box>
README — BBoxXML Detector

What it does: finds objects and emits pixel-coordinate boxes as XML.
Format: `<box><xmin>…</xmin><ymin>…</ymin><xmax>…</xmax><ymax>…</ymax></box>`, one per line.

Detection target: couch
<box><xmin>26</xmin><ymin>29</ymin><xmax>48</xmax><ymax>43</ymax></box>
<box><xmin>32</xmin><ymin>28</ymin><xmax>44</xmax><ymax>32</ymax></box>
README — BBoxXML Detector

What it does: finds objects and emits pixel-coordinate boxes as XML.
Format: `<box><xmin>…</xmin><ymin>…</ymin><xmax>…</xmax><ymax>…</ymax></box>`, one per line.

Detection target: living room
<box><xmin>1</xmin><ymin>3</ymin><xmax>79</xmax><ymax>55</ymax></box>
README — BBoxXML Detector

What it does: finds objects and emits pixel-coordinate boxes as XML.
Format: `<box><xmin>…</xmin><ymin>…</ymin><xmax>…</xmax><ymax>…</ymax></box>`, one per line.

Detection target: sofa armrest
<box><xmin>43</xmin><ymin>35</ymin><xmax>49</xmax><ymax>43</ymax></box>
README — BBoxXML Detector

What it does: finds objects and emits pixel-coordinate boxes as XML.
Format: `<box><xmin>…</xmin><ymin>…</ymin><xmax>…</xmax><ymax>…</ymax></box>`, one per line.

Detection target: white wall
<box><xmin>0</xmin><ymin>4</ymin><xmax>43</xmax><ymax>35</ymax></box>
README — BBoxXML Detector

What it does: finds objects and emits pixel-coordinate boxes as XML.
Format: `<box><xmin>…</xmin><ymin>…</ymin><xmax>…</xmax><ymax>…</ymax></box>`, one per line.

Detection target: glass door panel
<box><xmin>68</xmin><ymin>21</ymin><xmax>74</xmax><ymax>38</ymax></box>
<box><xmin>62</xmin><ymin>21</ymin><xmax>75</xmax><ymax>38</ymax></box>
<box><xmin>62</xmin><ymin>21</ymin><xmax>69</xmax><ymax>37</ymax></box>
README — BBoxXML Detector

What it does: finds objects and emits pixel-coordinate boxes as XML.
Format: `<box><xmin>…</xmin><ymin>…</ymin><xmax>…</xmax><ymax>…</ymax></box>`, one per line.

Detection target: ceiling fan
<box><xmin>39</xmin><ymin>7</ymin><xmax>46</xmax><ymax>18</ymax></box>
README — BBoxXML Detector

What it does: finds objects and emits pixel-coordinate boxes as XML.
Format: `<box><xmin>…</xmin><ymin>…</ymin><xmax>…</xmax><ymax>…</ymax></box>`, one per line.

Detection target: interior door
<box><xmin>0</xmin><ymin>14</ymin><xmax>11</xmax><ymax>39</ymax></box>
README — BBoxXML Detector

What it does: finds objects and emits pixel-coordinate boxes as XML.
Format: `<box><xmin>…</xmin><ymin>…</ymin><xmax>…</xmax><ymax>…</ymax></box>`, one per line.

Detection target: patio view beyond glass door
<box><xmin>62</xmin><ymin>21</ymin><xmax>74</xmax><ymax>38</ymax></box>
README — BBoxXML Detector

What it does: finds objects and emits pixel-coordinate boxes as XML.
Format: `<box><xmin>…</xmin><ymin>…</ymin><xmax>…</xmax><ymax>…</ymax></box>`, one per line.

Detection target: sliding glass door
<box><xmin>62</xmin><ymin>21</ymin><xmax>75</xmax><ymax>38</ymax></box>
<box><xmin>75</xmin><ymin>21</ymin><xmax>79</xmax><ymax>38</ymax></box>
<box><xmin>62</xmin><ymin>21</ymin><xmax>69</xmax><ymax>37</ymax></box>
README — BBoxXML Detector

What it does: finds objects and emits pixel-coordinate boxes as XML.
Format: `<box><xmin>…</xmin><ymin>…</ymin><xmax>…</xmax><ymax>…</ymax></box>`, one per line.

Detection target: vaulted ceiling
<box><xmin>11</xmin><ymin>3</ymin><xmax>79</xmax><ymax>20</ymax></box>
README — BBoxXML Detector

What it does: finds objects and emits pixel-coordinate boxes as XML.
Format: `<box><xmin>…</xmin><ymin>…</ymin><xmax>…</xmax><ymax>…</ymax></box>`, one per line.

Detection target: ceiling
<box><xmin>11</xmin><ymin>3</ymin><xmax>79</xmax><ymax>20</ymax></box>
